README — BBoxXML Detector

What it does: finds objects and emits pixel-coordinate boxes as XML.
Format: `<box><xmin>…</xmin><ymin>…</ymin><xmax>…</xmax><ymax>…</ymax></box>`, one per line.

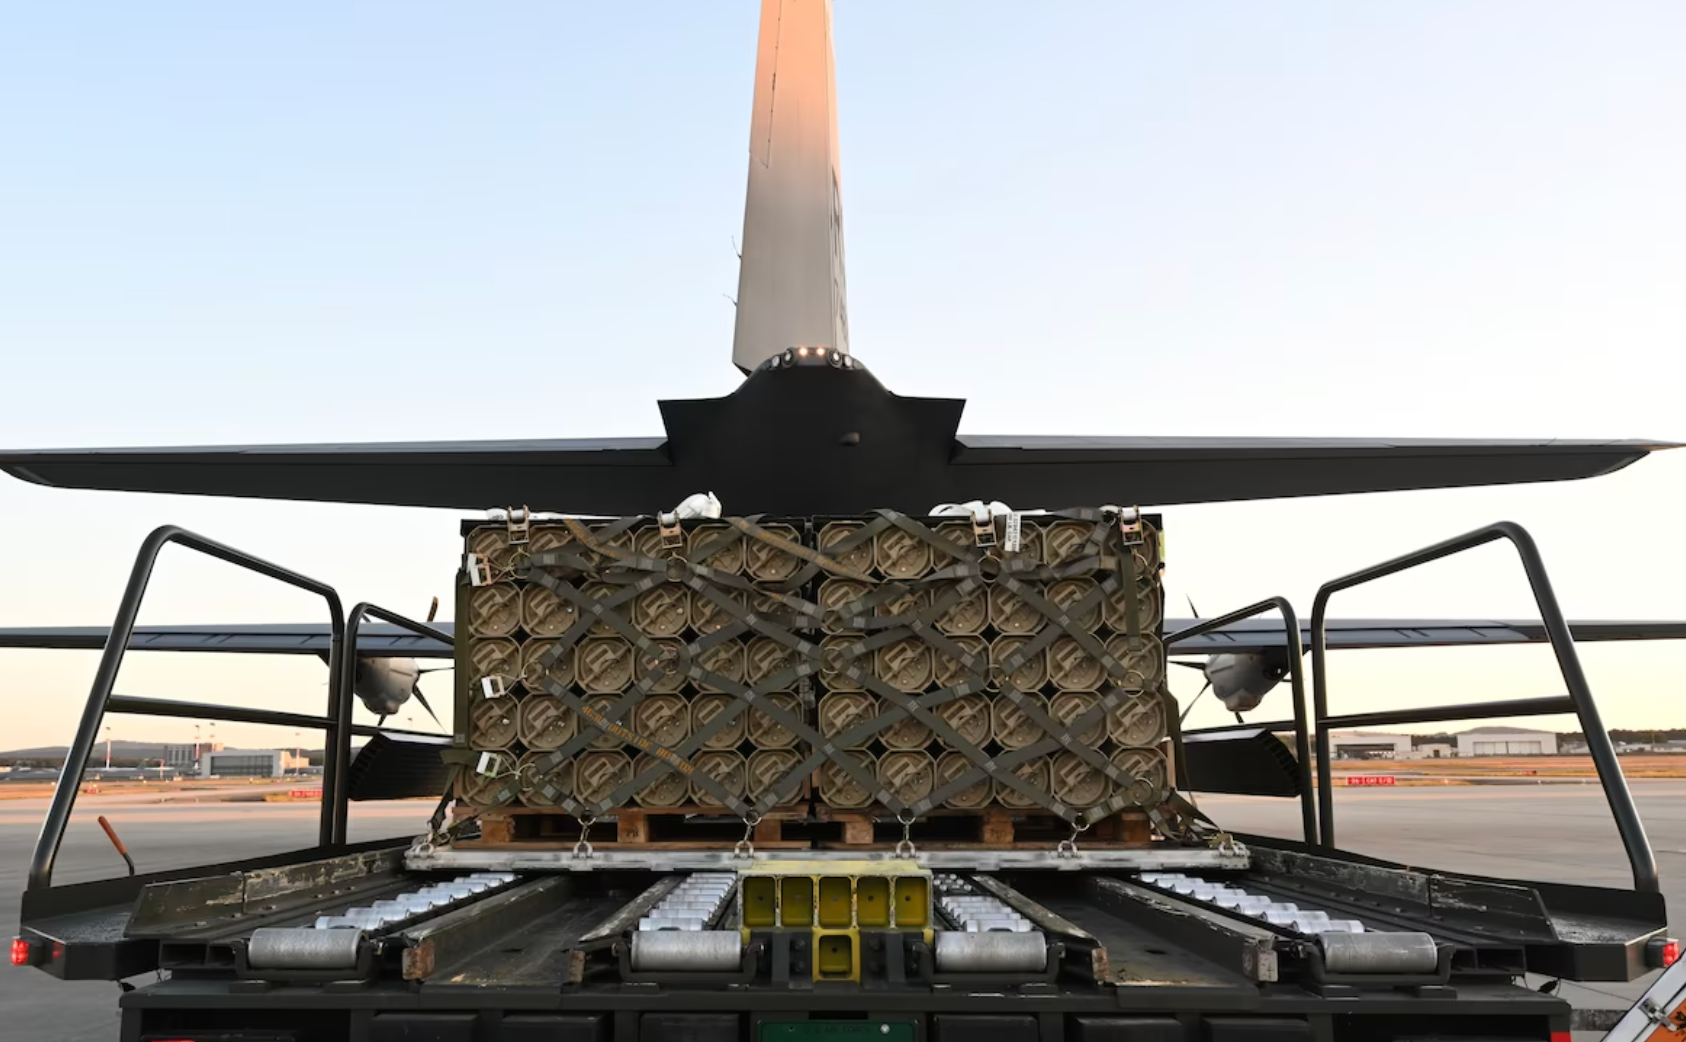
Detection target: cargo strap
<box><xmin>1148</xmin><ymin>791</ymin><xmax>1225</xmax><ymax>844</ymax></box>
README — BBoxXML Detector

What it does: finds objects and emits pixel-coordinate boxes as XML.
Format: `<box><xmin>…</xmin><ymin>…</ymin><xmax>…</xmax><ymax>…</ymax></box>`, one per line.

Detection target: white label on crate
<box><xmin>467</xmin><ymin>554</ymin><xmax>486</xmax><ymax>587</ymax></box>
<box><xmin>476</xmin><ymin>751</ymin><xmax>498</xmax><ymax>777</ymax></box>
<box><xmin>480</xmin><ymin>676</ymin><xmax>499</xmax><ymax>699</ymax></box>
<box><xmin>1004</xmin><ymin>513</ymin><xmax>1023</xmax><ymax>553</ymax></box>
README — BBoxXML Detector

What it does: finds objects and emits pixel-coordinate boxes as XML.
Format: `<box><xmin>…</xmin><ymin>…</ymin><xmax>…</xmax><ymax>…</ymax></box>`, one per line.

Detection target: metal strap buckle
<box><xmin>971</xmin><ymin>512</ymin><xmax>997</xmax><ymax>549</ymax></box>
<box><xmin>506</xmin><ymin>506</ymin><xmax>531</xmax><ymax>546</ymax></box>
<box><xmin>465</xmin><ymin>552</ymin><xmax>491</xmax><ymax>587</ymax></box>
<box><xmin>573</xmin><ymin>815</ymin><xmax>595</xmax><ymax>860</ymax></box>
<box><xmin>658</xmin><ymin>511</ymin><xmax>684</xmax><ymax>551</ymax></box>
<box><xmin>1117</xmin><ymin>507</ymin><xmax>1144</xmax><ymax>547</ymax></box>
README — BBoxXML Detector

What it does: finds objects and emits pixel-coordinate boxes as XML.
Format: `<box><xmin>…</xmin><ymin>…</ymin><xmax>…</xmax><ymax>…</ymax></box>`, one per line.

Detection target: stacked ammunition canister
<box><xmin>456</xmin><ymin>518</ymin><xmax>812</xmax><ymax>816</ymax></box>
<box><xmin>813</xmin><ymin>515</ymin><xmax>1168</xmax><ymax>815</ymax></box>
<box><xmin>453</xmin><ymin>512</ymin><xmax>1170</xmax><ymax>828</ymax></box>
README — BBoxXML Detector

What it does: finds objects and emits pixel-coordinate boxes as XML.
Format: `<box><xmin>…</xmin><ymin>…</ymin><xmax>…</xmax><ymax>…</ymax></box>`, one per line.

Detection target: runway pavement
<box><xmin>3</xmin><ymin>783</ymin><xmax>1684</xmax><ymax>1041</ymax></box>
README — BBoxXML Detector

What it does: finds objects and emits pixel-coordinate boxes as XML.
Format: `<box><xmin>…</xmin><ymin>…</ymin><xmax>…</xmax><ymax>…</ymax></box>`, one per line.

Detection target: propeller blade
<box><xmin>376</xmin><ymin>714</ymin><xmax>387</xmax><ymax>729</ymax></box>
<box><xmin>1170</xmin><ymin>660</ymin><xmax>1207</xmax><ymax>671</ymax></box>
<box><xmin>426</xmin><ymin>596</ymin><xmax>440</xmax><ymax>623</ymax></box>
<box><xmin>1187</xmin><ymin>595</ymin><xmax>1199</xmax><ymax>618</ymax></box>
<box><xmin>411</xmin><ymin>686</ymin><xmax>443</xmax><ymax>727</ymax></box>
<box><xmin>1178</xmin><ymin>678</ymin><xmax>1214</xmax><ymax>724</ymax></box>
<box><xmin>416</xmin><ymin>666</ymin><xmax>454</xmax><ymax>675</ymax></box>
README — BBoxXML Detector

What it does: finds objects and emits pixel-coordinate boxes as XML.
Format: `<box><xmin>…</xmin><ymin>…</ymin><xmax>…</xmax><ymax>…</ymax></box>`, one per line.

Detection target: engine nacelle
<box><xmin>353</xmin><ymin>657</ymin><xmax>422</xmax><ymax>718</ymax></box>
<box><xmin>1203</xmin><ymin>651</ymin><xmax>1290</xmax><ymax>714</ymax></box>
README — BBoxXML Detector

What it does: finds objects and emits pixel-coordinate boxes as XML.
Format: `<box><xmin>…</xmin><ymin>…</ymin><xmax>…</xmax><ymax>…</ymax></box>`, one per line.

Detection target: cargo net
<box><xmin>456</xmin><ymin>510</ymin><xmax>1169</xmax><ymax>836</ymax></box>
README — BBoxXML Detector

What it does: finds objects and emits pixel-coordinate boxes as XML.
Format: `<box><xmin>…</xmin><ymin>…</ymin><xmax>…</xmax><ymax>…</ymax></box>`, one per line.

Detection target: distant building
<box><xmin>1407</xmin><ymin>742</ymin><xmax>1456</xmax><ymax>760</ymax></box>
<box><xmin>166</xmin><ymin>742</ymin><xmax>221</xmax><ymax>768</ymax></box>
<box><xmin>1456</xmin><ymin>727</ymin><xmax>1557</xmax><ymax>757</ymax></box>
<box><xmin>199</xmin><ymin>749</ymin><xmax>309</xmax><ymax>778</ymax></box>
<box><xmin>1327</xmin><ymin>731</ymin><xmax>1414</xmax><ymax>759</ymax></box>
<box><xmin>0</xmin><ymin>768</ymin><xmax>59</xmax><ymax>783</ymax></box>
<box><xmin>84</xmin><ymin>765</ymin><xmax>182</xmax><ymax>781</ymax></box>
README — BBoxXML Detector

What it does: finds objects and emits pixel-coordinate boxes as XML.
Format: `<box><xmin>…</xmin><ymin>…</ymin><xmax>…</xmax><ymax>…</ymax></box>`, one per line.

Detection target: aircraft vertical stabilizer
<box><xmin>731</xmin><ymin>0</ymin><xmax>850</xmax><ymax>373</ymax></box>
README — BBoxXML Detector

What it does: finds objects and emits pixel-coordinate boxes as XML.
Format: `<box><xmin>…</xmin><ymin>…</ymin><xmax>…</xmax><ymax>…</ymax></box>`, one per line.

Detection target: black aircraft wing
<box><xmin>4</xmin><ymin>618</ymin><xmax>1683</xmax><ymax>659</ymax></box>
<box><xmin>0</xmin><ymin>364</ymin><xmax>1674</xmax><ymax>514</ymax></box>
<box><xmin>1162</xmin><ymin>618</ymin><xmax>1686</xmax><ymax>654</ymax></box>
<box><xmin>0</xmin><ymin>623</ymin><xmax>457</xmax><ymax>658</ymax></box>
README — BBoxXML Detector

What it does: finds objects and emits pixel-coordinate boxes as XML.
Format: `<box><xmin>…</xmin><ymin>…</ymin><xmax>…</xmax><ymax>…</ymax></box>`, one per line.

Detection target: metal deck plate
<box><xmin>404</xmin><ymin>845</ymin><xmax>1250</xmax><ymax>873</ymax></box>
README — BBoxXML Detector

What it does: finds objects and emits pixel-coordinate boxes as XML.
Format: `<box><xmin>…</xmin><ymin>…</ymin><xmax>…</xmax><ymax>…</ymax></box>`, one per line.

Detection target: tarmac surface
<box><xmin>3</xmin><ymin>782</ymin><xmax>1684</xmax><ymax>1041</ymax></box>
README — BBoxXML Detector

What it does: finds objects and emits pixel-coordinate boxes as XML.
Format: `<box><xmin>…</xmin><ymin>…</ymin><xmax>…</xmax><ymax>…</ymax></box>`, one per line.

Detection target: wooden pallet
<box><xmin>812</xmin><ymin>806</ymin><xmax>1153</xmax><ymax>847</ymax></box>
<box><xmin>453</xmin><ymin>803</ymin><xmax>1153</xmax><ymax>849</ymax></box>
<box><xmin>455</xmin><ymin>804</ymin><xmax>810</xmax><ymax>848</ymax></box>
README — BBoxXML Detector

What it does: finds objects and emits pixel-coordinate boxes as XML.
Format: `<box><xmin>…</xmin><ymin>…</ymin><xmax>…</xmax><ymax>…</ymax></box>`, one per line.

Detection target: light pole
<box><xmin>104</xmin><ymin>725</ymin><xmax>112</xmax><ymax>770</ymax></box>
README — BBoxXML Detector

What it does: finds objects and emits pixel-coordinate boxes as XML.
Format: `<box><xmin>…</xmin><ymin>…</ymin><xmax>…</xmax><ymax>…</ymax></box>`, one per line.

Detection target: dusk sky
<box><xmin>1</xmin><ymin>1</ymin><xmax>1683</xmax><ymax>752</ymax></box>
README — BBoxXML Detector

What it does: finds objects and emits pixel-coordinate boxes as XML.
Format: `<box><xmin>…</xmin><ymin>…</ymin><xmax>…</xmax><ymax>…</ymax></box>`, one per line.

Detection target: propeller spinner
<box><xmin>1173</xmin><ymin>595</ymin><xmax>1292</xmax><ymax>723</ymax></box>
<box><xmin>352</xmin><ymin>597</ymin><xmax>448</xmax><ymax>727</ymax></box>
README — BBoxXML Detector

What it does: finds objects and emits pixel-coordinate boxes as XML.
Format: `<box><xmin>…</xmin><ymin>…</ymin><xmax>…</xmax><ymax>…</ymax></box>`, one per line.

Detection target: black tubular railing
<box><xmin>1188</xmin><ymin>694</ymin><xmax>1578</xmax><ymax>738</ymax></box>
<box><xmin>105</xmin><ymin>695</ymin><xmax>437</xmax><ymax>740</ymax></box>
<box><xmin>333</xmin><ymin>604</ymin><xmax>456</xmax><ymax>844</ymax></box>
<box><xmin>1163</xmin><ymin>597</ymin><xmax>1316</xmax><ymax>845</ymax></box>
<box><xmin>1310</xmin><ymin>520</ymin><xmax>1658</xmax><ymax>894</ymax></box>
<box><xmin>27</xmin><ymin>526</ymin><xmax>347</xmax><ymax>892</ymax></box>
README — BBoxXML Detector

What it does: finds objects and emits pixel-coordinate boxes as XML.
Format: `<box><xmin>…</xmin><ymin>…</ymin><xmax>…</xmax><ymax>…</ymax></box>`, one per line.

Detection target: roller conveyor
<box><xmin>1133</xmin><ymin>871</ymin><xmax>1442</xmax><ymax>977</ymax></box>
<box><xmin>15</xmin><ymin>830</ymin><xmax>1674</xmax><ymax>1042</ymax></box>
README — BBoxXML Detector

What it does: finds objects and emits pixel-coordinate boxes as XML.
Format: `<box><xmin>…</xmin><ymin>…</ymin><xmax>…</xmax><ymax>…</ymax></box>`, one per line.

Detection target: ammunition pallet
<box><xmin>453</xmin><ymin>508</ymin><xmax>1171</xmax><ymax>836</ymax></box>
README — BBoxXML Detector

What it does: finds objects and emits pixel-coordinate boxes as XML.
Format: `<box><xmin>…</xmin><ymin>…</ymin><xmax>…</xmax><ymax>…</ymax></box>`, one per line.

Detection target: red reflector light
<box><xmin>1665</xmin><ymin>940</ymin><xmax>1681</xmax><ymax>967</ymax></box>
<box><xmin>9</xmin><ymin>937</ymin><xmax>30</xmax><ymax>967</ymax></box>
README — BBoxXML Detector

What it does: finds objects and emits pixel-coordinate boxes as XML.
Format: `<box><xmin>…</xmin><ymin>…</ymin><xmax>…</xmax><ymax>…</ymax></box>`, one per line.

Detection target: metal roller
<box><xmin>934</xmin><ymin>931</ymin><xmax>1048</xmax><ymax>973</ymax></box>
<box><xmin>1319</xmin><ymin>932</ymin><xmax>1439</xmax><ymax>975</ymax></box>
<box><xmin>247</xmin><ymin>927</ymin><xmax>363</xmax><ymax>970</ymax></box>
<box><xmin>629</xmin><ymin>930</ymin><xmax>743</xmax><ymax>972</ymax></box>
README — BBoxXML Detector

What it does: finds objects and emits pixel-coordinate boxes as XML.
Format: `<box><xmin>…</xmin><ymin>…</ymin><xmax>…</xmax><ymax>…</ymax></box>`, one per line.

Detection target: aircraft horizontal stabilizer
<box><xmin>0</xmin><ymin>430</ymin><xmax>1672</xmax><ymax>515</ymax></box>
<box><xmin>1</xmin><ymin>357</ymin><xmax>1676</xmax><ymax>513</ymax></box>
